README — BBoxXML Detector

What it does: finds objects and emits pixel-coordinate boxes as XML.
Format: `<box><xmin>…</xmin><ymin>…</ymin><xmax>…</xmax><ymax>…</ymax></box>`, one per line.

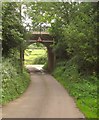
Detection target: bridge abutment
<box><xmin>47</xmin><ymin>46</ymin><xmax>55</xmax><ymax>72</ymax></box>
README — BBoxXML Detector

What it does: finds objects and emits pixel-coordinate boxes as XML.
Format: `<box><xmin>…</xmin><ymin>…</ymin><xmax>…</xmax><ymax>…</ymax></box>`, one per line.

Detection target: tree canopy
<box><xmin>26</xmin><ymin>2</ymin><xmax>98</xmax><ymax>74</ymax></box>
<box><xmin>2</xmin><ymin>2</ymin><xmax>26</xmax><ymax>56</ymax></box>
<box><xmin>2</xmin><ymin>2</ymin><xmax>98</xmax><ymax>74</ymax></box>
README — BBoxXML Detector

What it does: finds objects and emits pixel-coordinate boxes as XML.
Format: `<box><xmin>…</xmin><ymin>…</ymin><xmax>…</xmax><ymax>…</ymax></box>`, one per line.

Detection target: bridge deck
<box><xmin>28</xmin><ymin>31</ymin><xmax>54</xmax><ymax>43</ymax></box>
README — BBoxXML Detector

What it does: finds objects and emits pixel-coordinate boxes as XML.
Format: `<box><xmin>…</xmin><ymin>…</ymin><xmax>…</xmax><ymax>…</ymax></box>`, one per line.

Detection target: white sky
<box><xmin>21</xmin><ymin>4</ymin><xmax>53</xmax><ymax>31</ymax></box>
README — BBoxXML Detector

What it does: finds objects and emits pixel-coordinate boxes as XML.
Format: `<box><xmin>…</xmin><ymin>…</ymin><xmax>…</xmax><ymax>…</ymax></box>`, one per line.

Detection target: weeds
<box><xmin>1</xmin><ymin>58</ymin><xmax>30</xmax><ymax>105</ymax></box>
<box><xmin>52</xmin><ymin>60</ymin><xmax>97</xmax><ymax>118</ymax></box>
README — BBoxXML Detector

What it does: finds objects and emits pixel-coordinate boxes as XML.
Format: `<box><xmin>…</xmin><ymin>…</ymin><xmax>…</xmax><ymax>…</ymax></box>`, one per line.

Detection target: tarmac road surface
<box><xmin>2</xmin><ymin>65</ymin><xmax>84</xmax><ymax>118</ymax></box>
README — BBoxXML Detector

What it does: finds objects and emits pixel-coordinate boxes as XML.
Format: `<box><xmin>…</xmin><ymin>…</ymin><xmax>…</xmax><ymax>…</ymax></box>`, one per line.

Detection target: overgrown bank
<box><xmin>1</xmin><ymin>58</ymin><xmax>30</xmax><ymax>105</ymax></box>
<box><xmin>52</xmin><ymin>60</ymin><xmax>97</xmax><ymax>118</ymax></box>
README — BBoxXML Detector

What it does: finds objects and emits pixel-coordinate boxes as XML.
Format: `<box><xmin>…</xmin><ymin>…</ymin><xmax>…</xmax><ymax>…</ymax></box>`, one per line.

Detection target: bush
<box><xmin>1</xmin><ymin>58</ymin><xmax>30</xmax><ymax>105</ymax></box>
<box><xmin>32</xmin><ymin>55</ymin><xmax>47</xmax><ymax>64</ymax></box>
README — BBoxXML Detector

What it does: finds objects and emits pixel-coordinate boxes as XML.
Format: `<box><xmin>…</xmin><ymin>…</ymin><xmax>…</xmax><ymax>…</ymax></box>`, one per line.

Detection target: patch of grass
<box><xmin>1</xmin><ymin>58</ymin><xmax>30</xmax><ymax>105</ymax></box>
<box><xmin>52</xmin><ymin>60</ymin><xmax>97</xmax><ymax>118</ymax></box>
<box><xmin>24</xmin><ymin>49</ymin><xmax>47</xmax><ymax>65</ymax></box>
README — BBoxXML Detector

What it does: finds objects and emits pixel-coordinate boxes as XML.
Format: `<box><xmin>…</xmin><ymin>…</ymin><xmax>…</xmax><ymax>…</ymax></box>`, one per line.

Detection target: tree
<box><xmin>22</xmin><ymin>2</ymin><xmax>98</xmax><ymax>74</ymax></box>
<box><xmin>2</xmin><ymin>2</ymin><xmax>25</xmax><ymax>56</ymax></box>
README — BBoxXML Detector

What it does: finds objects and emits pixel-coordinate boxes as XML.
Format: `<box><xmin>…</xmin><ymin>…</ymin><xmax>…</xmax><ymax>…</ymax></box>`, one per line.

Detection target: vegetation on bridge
<box><xmin>1</xmin><ymin>2</ymin><xmax>98</xmax><ymax>118</ymax></box>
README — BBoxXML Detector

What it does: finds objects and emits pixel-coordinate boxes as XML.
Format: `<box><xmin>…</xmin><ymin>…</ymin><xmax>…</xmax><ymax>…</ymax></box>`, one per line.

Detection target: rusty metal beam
<box><xmin>28</xmin><ymin>40</ymin><xmax>53</xmax><ymax>43</ymax></box>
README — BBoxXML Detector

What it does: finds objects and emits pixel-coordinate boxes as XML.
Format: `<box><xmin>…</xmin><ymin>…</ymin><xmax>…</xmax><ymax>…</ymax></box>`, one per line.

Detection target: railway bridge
<box><xmin>21</xmin><ymin>31</ymin><xmax>55</xmax><ymax>72</ymax></box>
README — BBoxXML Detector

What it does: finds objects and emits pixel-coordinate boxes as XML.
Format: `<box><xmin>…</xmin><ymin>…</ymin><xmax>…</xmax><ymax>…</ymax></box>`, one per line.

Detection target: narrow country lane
<box><xmin>2</xmin><ymin>65</ymin><xmax>84</xmax><ymax>118</ymax></box>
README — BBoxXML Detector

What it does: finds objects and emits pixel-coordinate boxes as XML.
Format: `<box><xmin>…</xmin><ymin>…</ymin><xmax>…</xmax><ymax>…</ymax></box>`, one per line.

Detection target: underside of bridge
<box><xmin>27</xmin><ymin>32</ymin><xmax>55</xmax><ymax>72</ymax></box>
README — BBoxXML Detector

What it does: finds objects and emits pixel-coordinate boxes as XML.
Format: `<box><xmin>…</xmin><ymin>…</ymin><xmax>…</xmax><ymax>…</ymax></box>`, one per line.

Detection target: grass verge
<box><xmin>52</xmin><ymin>60</ymin><xmax>97</xmax><ymax>118</ymax></box>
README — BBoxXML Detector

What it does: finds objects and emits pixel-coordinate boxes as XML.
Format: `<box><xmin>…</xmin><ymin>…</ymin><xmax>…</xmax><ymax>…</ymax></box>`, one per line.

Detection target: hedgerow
<box><xmin>1</xmin><ymin>58</ymin><xmax>30</xmax><ymax>105</ymax></box>
<box><xmin>52</xmin><ymin>60</ymin><xmax>97</xmax><ymax>118</ymax></box>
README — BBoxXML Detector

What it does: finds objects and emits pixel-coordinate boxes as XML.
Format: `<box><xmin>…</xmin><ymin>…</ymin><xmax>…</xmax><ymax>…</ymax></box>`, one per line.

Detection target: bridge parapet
<box><xmin>28</xmin><ymin>31</ymin><xmax>54</xmax><ymax>43</ymax></box>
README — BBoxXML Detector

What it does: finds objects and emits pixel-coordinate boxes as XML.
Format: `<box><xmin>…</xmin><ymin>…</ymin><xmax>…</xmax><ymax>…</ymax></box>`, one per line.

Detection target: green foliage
<box><xmin>43</xmin><ymin>62</ymin><xmax>48</xmax><ymax>70</ymax></box>
<box><xmin>2</xmin><ymin>2</ymin><xmax>26</xmax><ymax>56</ymax></box>
<box><xmin>52</xmin><ymin>61</ymin><xmax>97</xmax><ymax>118</ymax></box>
<box><xmin>33</xmin><ymin>55</ymin><xmax>47</xmax><ymax>64</ymax></box>
<box><xmin>51</xmin><ymin>3</ymin><xmax>97</xmax><ymax>74</ymax></box>
<box><xmin>24</xmin><ymin>48</ymin><xmax>47</xmax><ymax>65</ymax></box>
<box><xmin>28</xmin><ymin>2</ymin><xmax>97</xmax><ymax>74</ymax></box>
<box><xmin>1</xmin><ymin>58</ymin><xmax>30</xmax><ymax>105</ymax></box>
<box><xmin>1</xmin><ymin>2</ymin><xmax>98</xmax><ymax>117</ymax></box>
